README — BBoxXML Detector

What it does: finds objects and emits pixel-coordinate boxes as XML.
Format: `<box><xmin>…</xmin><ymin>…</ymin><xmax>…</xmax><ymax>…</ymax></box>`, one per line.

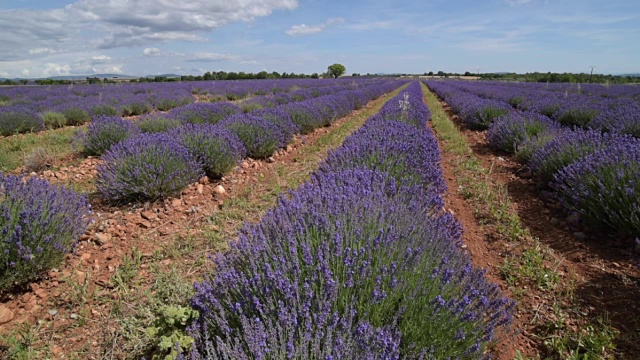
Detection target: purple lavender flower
<box><xmin>552</xmin><ymin>137</ymin><xmax>640</xmax><ymax>235</ymax></box>
<box><xmin>76</xmin><ymin>115</ymin><xmax>141</xmax><ymax>156</ymax></box>
<box><xmin>487</xmin><ymin>111</ymin><xmax>561</xmax><ymax>153</ymax></box>
<box><xmin>0</xmin><ymin>109</ymin><xmax>44</xmax><ymax>136</ymax></box>
<box><xmin>96</xmin><ymin>133</ymin><xmax>204</xmax><ymax>202</ymax></box>
<box><xmin>1</xmin><ymin>172</ymin><xmax>91</xmax><ymax>290</ymax></box>
<box><xmin>171</xmin><ymin>102</ymin><xmax>241</xmax><ymax>125</ymax></box>
<box><xmin>219</xmin><ymin>114</ymin><xmax>286</xmax><ymax>159</ymax></box>
<box><xmin>529</xmin><ymin>129</ymin><xmax>628</xmax><ymax>185</ymax></box>
<box><xmin>169</xmin><ymin>124</ymin><xmax>246</xmax><ymax>178</ymax></box>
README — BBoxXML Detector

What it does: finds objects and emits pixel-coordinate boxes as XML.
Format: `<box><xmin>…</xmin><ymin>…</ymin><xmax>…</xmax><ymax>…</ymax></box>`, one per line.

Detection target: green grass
<box><xmin>0</xmin><ymin>126</ymin><xmax>77</xmax><ymax>172</ymax></box>
<box><xmin>422</xmin><ymin>82</ymin><xmax>527</xmax><ymax>243</ymax></box>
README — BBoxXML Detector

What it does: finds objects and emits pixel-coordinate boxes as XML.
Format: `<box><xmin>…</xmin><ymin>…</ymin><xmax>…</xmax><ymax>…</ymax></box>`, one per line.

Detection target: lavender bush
<box><xmin>187</xmin><ymin>169</ymin><xmax>514</xmax><ymax>359</ymax></box>
<box><xmin>0</xmin><ymin>172</ymin><xmax>91</xmax><ymax>290</ymax></box>
<box><xmin>589</xmin><ymin>103</ymin><xmax>640</xmax><ymax>138</ymax></box>
<box><xmin>122</xmin><ymin>102</ymin><xmax>152</xmax><ymax>116</ymax></box>
<box><xmin>96</xmin><ymin>133</ymin><xmax>204</xmax><ymax>202</ymax></box>
<box><xmin>556</xmin><ymin>106</ymin><xmax>599</xmax><ymax>128</ymax></box>
<box><xmin>487</xmin><ymin>112</ymin><xmax>561</xmax><ymax>153</ymax></box>
<box><xmin>0</xmin><ymin>110</ymin><xmax>44</xmax><ymax>136</ymax></box>
<box><xmin>219</xmin><ymin>115</ymin><xmax>286</xmax><ymax>159</ymax></box>
<box><xmin>61</xmin><ymin>107</ymin><xmax>91</xmax><ymax>126</ymax></box>
<box><xmin>135</xmin><ymin>115</ymin><xmax>182</xmax><ymax>133</ymax></box>
<box><xmin>250</xmin><ymin>108</ymin><xmax>300</xmax><ymax>144</ymax></box>
<box><xmin>91</xmin><ymin>104</ymin><xmax>120</xmax><ymax>117</ymax></box>
<box><xmin>514</xmin><ymin>128</ymin><xmax>564</xmax><ymax>164</ymax></box>
<box><xmin>281</xmin><ymin>103</ymin><xmax>323</xmax><ymax>134</ymax></box>
<box><xmin>76</xmin><ymin>116</ymin><xmax>141</xmax><ymax>156</ymax></box>
<box><xmin>169</xmin><ymin>124</ymin><xmax>246</xmax><ymax>178</ymax></box>
<box><xmin>529</xmin><ymin>129</ymin><xmax>624</xmax><ymax>185</ymax></box>
<box><xmin>40</xmin><ymin>111</ymin><xmax>68</xmax><ymax>129</ymax></box>
<box><xmin>171</xmin><ymin>103</ymin><xmax>242</xmax><ymax>125</ymax></box>
<box><xmin>552</xmin><ymin>139</ymin><xmax>640</xmax><ymax>235</ymax></box>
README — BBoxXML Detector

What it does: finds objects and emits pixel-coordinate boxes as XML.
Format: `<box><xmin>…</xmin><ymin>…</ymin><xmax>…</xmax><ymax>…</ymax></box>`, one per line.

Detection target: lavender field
<box><xmin>1</xmin><ymin>74</ymin><xmax>639</xmax><ymax>360</ymax></box>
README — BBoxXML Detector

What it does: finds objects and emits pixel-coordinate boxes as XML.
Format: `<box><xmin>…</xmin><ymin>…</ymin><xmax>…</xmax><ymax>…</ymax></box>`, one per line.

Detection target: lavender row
<box><xmin>425</xmin><ymin>81</ymin><xmax>513</xmax><ymax>130</ymax></box>
<box><xmin>79</xmin><ymin>79</ymin><xmax>404</xmax><ymax>157</ymax></box>
<box><xmin>426</xmin><ymin>81</ymin><xmax>640</xmax><ymax>238</ymax></box>
<box><xmin>0</xmin><ymin>78</ymin><xmax>387</xmax><ymax>137</ymax></box>
<box><xmin>95</xmin><ymin>80</ymin><xmax>405</xmax><ymax>202</ymax></box>
<box><xmin>427</xmin><ymin>80</ymin><xmax>640</xmax><ymax>138</ymax></box>
<box><xmin>183</xmin><ymin>81</ymin><xmax>515</xmax><ymax>359</ymax></box>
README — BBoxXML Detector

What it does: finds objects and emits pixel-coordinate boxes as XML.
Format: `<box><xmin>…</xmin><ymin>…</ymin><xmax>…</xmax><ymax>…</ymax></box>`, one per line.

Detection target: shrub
<box><xmin>240</xmin><ymin>102</ymin><xmax>263</xmax><ymax>113</ymax></box>
<box><xmin>169</xmin><ymin>124</ymin><xmax>245</xmax><ymax>178</ymax></box>
<box><xmin>282</xmin><ymin>103</ymin><xmax>323</xmax><ymax>134</ymax></box>
<box><xmin>219</xmin><ymin>115</ymin><xmax>285</xmax><ymax>159</ymax></box>
<box><xmin>589</xmin><ymin>103</ymin><xmax>640</xmax><ymax>138</ymax></box>
<box><xmin>507</xmin><ymin>96</ymin><xmax>525</xmax><ymax>108</ymax></box>
<box><xmin>0</xmin><ymin>172</ymin><xmax>90</xmax><ymax>290</ymax></box>
<box><xmin>466</xmin><ymin>104</ymin><xmax>511</xmax><ymax>130</ymax></box>
<box><xmin>251</xmin><ymin>108</ymin><xmax>300</xmax><ymax>144</ymax></box>
<box><xmin>62</xmin><ymin>107</ymin><xmax>91</xmax><ymax>126</ymax></box>
<box><xmin>96</xmin><ymin>133</ymin><xmax>204</xmax><ymax>202</ymax></box>
<box><xmin>76</xmin><ymin>116</ymin><xmax>141</xmax><ymax>156</ymax></box>
<box><xmin>187</xmin><ymin>169</ymin><xmax>514</xmax><ymax>359</ymax></box>
<box><xmin>171</xmin><ymin>103</ymin><xmax>242</xmax><ymax>125</ymax></box>
<box><xmin>91</xmin><ymin>104</ymin><xmax>119</xmax><ymax>117</ymax></box>
<box><xmin>529</xmin><ymin>129</ymin><xmax>623</xmax><ymax>185</ymax></box>
<box><xmin>556</xmin><ymin>107</ymin><xmax>599</xmax><ymax>128</ymax></box>
<box><xmin>0</xmin><ymin>110</ymin><xmax>44</xmax><ymax>136</ymax></box>
<box><xmin>135</xmin><ymin>116</ymin><xmax>182</xmax><ymax>134</ymax></box>
<box><xmin>23</xmin><ymin>147</ymin><xmax>53</xmax><ymax>173</ymax></box>
<box><xmin>122</xmin><ymin>102</ymin><xmax>152</xmax><ymax>116</ymax></box>
<box><xmin>514</xmin><ymin>128</ymin><xmax>563</xmax><ymax>164</ymax></box>
<box><xmin>552</xmin><ymin>138</ymin><xmax>640</xmax><ymax>235</ymax></box>
<box><xmin>40</xmin><ymin>111</ymin><xmax>67</xmax><ymax>129</ymax></box>
<box><xmin>487</xmin><ymin>112</ymin><xmax>560</xmax><ymax>153</ymax></box>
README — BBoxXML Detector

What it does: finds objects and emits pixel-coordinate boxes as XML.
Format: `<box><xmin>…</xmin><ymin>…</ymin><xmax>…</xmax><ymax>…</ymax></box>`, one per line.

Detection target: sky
<box><xmin>0</xmin><ymin>0</ymin><xmax>638</xmax><ymax>78</ymax></box>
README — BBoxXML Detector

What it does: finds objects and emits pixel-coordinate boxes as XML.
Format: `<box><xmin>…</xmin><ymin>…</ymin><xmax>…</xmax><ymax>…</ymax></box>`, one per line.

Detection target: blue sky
<box><xmin>0</xmin><ymin>0</ymin><xmax>638</xmax><ymax>78</ymax></box>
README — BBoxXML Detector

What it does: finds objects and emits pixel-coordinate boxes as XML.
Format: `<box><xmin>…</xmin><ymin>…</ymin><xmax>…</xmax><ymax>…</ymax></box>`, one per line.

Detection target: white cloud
<box><xmin>286</xmin><ymin>24</ymin><xmax>324</xmax><ymax>35</ymax></box>
<box><xmin>22</xmin><ymin>69</ymin><xmax>30</xmax><ymax>76</ymax></box>
<box><xmin>42</xmin><ymin>63</ymin><xmax>71</xmax><ymax>77</ymax></box>
<box><xmin>0</xmin><ymin>0</ymin><xmax>299</xmax><ymax>64</ymax></box>
<box><xmin>286</xmin><ymin>17</ymin><xmax>345</xmax><ymax>36</ymax></box>
<box><xmin>349</xmin><ymin>21</ymin><xmax>391</xmax><ymax>31</ymax></box>
<box><xmin>29</xmin><ymin>48</ymin><xmax>57</xmax><ymax>55</ymax></box>
<box><xmin>187</xmin><ymin>52</ymin><xmax>239</xmax><ymax>62</ymax></box>
<box><xmin>506</xmin><ymin>0</ymin><xmax>532</xmax><ymax>6</ymax></box>
<box><xmin>92</xmin><ymin>55</ymin><xmax>111</xmax><ymax>61</ymax></box>
<box><xmin>144</xmin><ymin>47</ymin><xmax>161</xmax><ymax>56</ymax></box>
<box><xmin>70</xmin><ymin>0</ymin><xmax>299</xmax><ymax>47</ymax></box>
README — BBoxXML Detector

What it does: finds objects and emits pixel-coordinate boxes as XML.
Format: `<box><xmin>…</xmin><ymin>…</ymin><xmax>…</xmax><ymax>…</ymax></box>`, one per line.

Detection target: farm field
<box><xmin>1</xmin><ymin>77</ymin><xmax>639</xmax><ymax>360</ymax></box>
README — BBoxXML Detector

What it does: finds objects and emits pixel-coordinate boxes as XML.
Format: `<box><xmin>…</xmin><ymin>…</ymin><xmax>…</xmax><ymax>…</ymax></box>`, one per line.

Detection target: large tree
<box><xmin>327</xmin><ymin>63</ymin><xmax>346</xmax><ymax>78</ymax></box>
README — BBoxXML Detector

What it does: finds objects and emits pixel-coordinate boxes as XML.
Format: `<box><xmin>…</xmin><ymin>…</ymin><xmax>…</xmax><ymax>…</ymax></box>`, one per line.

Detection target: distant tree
<box><xmin>427</xmin><ymin>71</ymin><xmax>433</xmax><ymax>76</ymax></box>
<box><xmin>20</xmin><ymin>79</ymin><xmax>28</xmax><ymax>85</ymax></box>
<box><xmin>311</xmin><ymin>73</ymin><xmax>319</xmax><ymax>79</ymax></box>
<box><xmin>327</xmin><ymin>63</ymin><xmax>346</xmax><ymax>78</ymax></box>
<box><xmin>464</xmin><ymin>71</ymin><xmax>472</xmax><ymax>76</ymax></box>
